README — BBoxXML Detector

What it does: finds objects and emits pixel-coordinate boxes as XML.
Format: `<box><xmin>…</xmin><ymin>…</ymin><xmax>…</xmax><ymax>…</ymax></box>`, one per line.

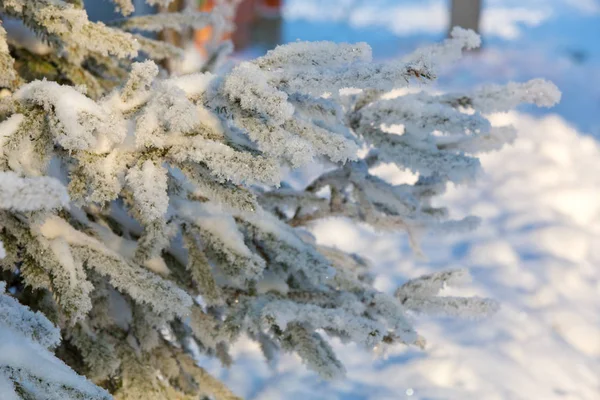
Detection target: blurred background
<box><xmin>87</xmin><ymin>0</ymin><xmax>600</xmax><ymax>136</ymax></box>
<box><xmin>87</xmin><ymin>1</ymin><xmax>600</xmax><ymax>399</ymax></box>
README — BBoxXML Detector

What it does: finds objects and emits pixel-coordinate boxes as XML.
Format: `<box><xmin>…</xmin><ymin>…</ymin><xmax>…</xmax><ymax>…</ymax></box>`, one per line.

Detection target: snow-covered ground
<box><xmin>198</xmin><ymin>1</ymin><xmax>600</xmax><ymax>399</ymax></box>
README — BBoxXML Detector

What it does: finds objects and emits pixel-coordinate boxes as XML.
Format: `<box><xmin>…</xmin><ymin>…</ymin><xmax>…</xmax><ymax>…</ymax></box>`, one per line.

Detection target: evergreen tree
<box><xmin>0</xmin><ymin>1</ymin><xmax>560</xmax><ymax>398</ymax></box>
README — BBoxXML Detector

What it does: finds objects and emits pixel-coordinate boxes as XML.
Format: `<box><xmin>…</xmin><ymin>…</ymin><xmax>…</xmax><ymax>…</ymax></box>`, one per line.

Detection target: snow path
<box><xmin>201</xmin><ymin>111</ymin><xmax>600</xmax><ymax>399</ymax></box>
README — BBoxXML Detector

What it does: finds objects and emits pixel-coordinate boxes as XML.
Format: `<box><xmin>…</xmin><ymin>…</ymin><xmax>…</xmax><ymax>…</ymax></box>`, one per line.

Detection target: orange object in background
<box><xmin>194</xmin><ymin>0</ymin><xmax>282</xmax><ymax>53</ymax></box>
<box><xmin>256</xmin><ymin>0</ymin><xmax>283</xmax><ymax>17</ymax></box>
<box><xmin>195</xmin><ymin>0</ymin><xmax>220</xmax><ymax>56</ymax></box>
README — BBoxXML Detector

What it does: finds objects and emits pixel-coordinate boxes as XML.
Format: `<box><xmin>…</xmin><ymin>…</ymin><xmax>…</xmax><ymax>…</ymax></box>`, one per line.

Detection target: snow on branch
<box><xmin>0</xmin><ymin>281</ymin><xmax>60</xmax><ymax>348</ymax></box>
<box><xmin>111</xmin><ymin>11</ymin><xmax>219</xmax><ymax>33</ymax></box>
<box><xmin>126</xmin><ymin>160</ymin><xmax>169</xmax><ymax>224</ymax></box>
<box><xmin>260</xmin><ymin>298</ymin><xmax>386</xmax><ymax>347</ymax></box>
<box><xmin>176</xmin><ymin>199</ymin><xmax>266</xmax><ymax>284</ymax></box>
<box><xmin>0</xmin><ymin>171</ymin><xmax>69</xmax><ymax>212</ymax></box>
<box><xmin>15</xmin><ymin>80</ymin><xmax>127</xmax><ymax>152</ymax></box>
<box><xmin>441</xmin><ymin>78</ymin><xmax>561</xmax><ymax>113</ymax></box>
<box><xmin>402</xmin><ymin>26</ymin><xmax>481</xmax><ymax>69</ymax></box>
<box><xmin>396</xmin><ymin>269</ymin><xmax>472</xmax><ymax>300</ymax></box>
<box><xmin>109</xmin><ymin>0</ymin><xmax>135</xmax><ymax>16</ymax></box>
<box><xmin>396</xmin><ymin>269</ymin><xmax>499</xmax><ymax>318</ymax></box>
<box><xmin>0</xmin><ymin>282</ymin><xmax>111</xmax><ymax>400</ymax></box>
<box><xmin>251</xmin><ymin>26</ymin><xmax>479</xmax><ymax>97</ymax></box>
<box><xmin>350</xmin><ymin>79</ymin><xmax>559</xmax><ymax>183</ymax></box>
<box><xmin>0</xmin><ymin>22</ymin><xmax>20</xmax><ymax>89</ymax></box>
<box><xmin>0</xmin><ymin>0</ymin><xmax>139</xmax><ymax>61</ymax></box>
<box><xmin>402</xmin><ymin>296</ymin><xmax>499</xmax><ymax>318</ymax></box>
<box><xmin>36</xmin><ymin>216</ymin><xmax>193</xmax><ymax>318</ymax></box>
<box><xmin>281</xmin><ymin>322</ymin><xmax>346</xmax><ymax>380</ymax></box>
<box><xmin>255</xmin><ymin>41</ymin><xmax>373</xmax><ymax>70</ymax></box>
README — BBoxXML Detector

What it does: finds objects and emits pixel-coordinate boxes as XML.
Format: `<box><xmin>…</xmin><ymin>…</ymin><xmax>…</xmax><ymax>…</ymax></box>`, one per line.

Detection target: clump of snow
<box><xmin>126</xmin><ymin>160</ymin><xmax>169</xmax><ymax>223</ymax></box>
<box><xmin>467</xmin><ymin>79</ymin><xmax>561</xmax><ymax>113</ymax></box>
<box><xmin>449</xmin><ymin>26</ymin><xmax>481</xmax><ymax>50</ymax></box>
<box><xmin>0</xmin><ymin>172</ymin><xmax>69</xmax><ymax>212</ymax></box>
<box><xmin>0</xmin><ymin>282</ymin><xmax>111</xmax><ymax>399</ymax></box>
<box><xmin>0</xmin><ymin>114</ymin><xmax>24</xmax><ymax>157</ymax></box>
<box><xmin>15</xmin><ymin>80</ymin><xmax>127</xmax><ymax>152</ymax></box>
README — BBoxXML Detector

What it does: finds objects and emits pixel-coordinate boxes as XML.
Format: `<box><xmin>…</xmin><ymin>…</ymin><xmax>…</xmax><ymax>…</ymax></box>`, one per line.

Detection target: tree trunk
<box><xmin>450</xmin><ymin>0</ymin><xmax>481</xmax><ymax>33</ymax></box>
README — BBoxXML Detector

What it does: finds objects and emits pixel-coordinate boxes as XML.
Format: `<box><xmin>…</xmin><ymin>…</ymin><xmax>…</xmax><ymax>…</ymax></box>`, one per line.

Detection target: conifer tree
<box><xmin>0</xmin><ymin>1</ymin><xmax>560</xmax><ymax>398</ymax></box>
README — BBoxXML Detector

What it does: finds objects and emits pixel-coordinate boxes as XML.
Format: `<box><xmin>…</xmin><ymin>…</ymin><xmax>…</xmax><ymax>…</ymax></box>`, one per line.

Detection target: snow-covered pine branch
<box><xmin>0</xmin><ymin>22</ymin><xmax>20</xmax><ymax>89</ymax></box>
<box><xmin>0</xmin><ymin>175</ymin><xmax>110</xmax><ymax>399</ymax></box>
<box><xmin>0</xmin><ymin>4</ymin><xmax>561</xmax><ymax>397</ymax></box>
<box><xmin>0</xmin><ymin>0</ymin><xmax>240</xmax><ymax>99</ymax></box>
<box><xmin>395</xmin><ymin>269</ymin><xmax>499</xmax><ymax>317</ymax></box>
<box><xmin>0</xmin><ymin>283</ymin><xmax>112</xmax><ymax>400</ymax></box>
<box><xmin>110</xmin><ymin>11</ymin><xmax>219</xmax><ymax>33</ymax></box>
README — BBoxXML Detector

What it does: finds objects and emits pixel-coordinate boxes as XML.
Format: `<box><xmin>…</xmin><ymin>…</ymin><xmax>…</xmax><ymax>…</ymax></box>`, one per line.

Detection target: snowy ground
<box><xmin>198</xmin><ymin>1</ymin><xmax>600</xmax><ymax>399</ymax></box>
